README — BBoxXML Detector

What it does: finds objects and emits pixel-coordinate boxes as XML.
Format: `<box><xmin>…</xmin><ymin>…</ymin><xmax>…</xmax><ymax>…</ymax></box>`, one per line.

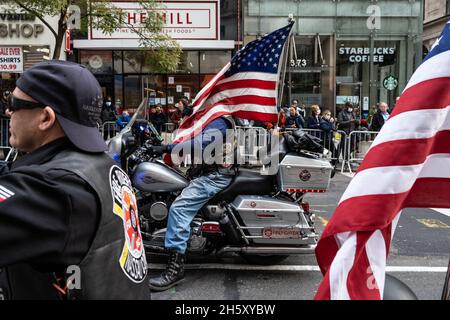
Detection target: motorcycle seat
<box><xmin>210</xmin><ymin>168</ymin><xmax>274</xmax><ymax>203</ymax></box>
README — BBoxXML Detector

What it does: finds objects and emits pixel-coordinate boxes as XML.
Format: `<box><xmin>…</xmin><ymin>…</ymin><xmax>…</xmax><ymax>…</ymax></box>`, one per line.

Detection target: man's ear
<box><xmin>38</xmin><ymin>106</ymin><xmax>58</xmax><ymax>131</ymax></box>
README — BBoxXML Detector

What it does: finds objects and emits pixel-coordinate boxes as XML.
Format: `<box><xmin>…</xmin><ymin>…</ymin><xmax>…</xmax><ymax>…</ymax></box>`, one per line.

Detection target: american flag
<box><xmin>172</xmin><ymin>22</ymin><xmax>294</xmax><ymax>144</ymax></box>
<box><xmin>315</xmin><ymin>20</ymin><xmax>450</xmax><ymax>300</ymax></box>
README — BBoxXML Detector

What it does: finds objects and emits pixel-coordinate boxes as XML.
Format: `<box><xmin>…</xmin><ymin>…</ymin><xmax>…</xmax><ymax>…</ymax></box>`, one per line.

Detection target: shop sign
<box><xmin>0</xmin><ymin>12</ymin><xmax>44</xmax><ymax>38</ymax></box>
<box><xmin>339</xmin><ymin>47</ymin><xmax>396</xmax><ymax>63</ymax></box>
<box><xmin>0</xmin><ymin>46</ymin><xmax>23</xmax><ymax>73</ymax></box>
<box><xmin>90</xmin><ymin>1</ymin><xmax>218</xmax><ymax>40</ymax></box>
<box><xmin>383</xmin><ymin>75</ymin><xmax>398</xmax><ymax>91</ymax></box>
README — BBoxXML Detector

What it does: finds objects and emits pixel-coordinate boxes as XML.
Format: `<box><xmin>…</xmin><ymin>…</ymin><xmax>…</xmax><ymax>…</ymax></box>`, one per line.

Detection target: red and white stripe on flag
<box><xmin>172</xmin><ymin>23</ymin><xmax>294</xmax><ymax>144</ymax></box>
<box><xmin>314</xmin><ymin>21</ymin><xmax>450</xmax><ymax>300</ymax></box>
<box><xmin>0</xmin><ymin>185</ymin><xmax>15</xmax><ymax>202</ymax></box>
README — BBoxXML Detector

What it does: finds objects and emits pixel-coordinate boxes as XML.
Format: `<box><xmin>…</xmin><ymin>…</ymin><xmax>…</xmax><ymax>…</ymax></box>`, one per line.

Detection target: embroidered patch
<box><xmin>109</xmin><ymin>166</ymin><xmax>147</xmax><ymax>283</ymax></box>
<box><xmin>0</xmin><ymin>185</ymin><xmax>14</xmax><ymax>203</ymax></box>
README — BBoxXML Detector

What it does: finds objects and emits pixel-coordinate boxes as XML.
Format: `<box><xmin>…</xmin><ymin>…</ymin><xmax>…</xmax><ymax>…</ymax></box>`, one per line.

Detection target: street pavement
<box><xmin>149</xmin><ymin>172</ymin><xmax>449</xmax><ymax>300</ymax></box>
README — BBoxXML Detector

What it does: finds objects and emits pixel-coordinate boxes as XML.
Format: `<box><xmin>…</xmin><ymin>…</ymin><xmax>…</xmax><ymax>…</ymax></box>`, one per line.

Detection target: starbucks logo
<box><xmin>383</xmin><ymin>75</ymin><xmax>398</xmax><ymax>91</ymax></box>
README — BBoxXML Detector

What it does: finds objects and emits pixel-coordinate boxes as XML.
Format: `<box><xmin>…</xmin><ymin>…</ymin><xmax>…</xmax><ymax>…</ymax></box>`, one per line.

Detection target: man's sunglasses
<box><xmin>7</xmin><ymin>94</ymin><xmax>46</xmax><ymax>112</ymax></box>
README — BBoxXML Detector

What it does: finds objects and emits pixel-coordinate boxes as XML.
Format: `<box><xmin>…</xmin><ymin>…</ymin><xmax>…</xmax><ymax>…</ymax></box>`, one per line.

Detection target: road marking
<box><xmin>148</xmin><ymin>263</ymin><xmax>447</xmax><ymax>273</ymax></box>
<box><xmin>417</xmin><ymin>218</ymin><xmax>450</xmax><ymax>228</ymax></box>
<box><xmin>431</xmin><ymin>208</ymin><xmax>450</xmax><ymax>217</ymax></box>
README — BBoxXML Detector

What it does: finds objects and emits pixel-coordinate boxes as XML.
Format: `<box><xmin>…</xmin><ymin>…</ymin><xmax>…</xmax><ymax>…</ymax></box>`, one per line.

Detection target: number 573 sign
<box><xmin>0</xmin><ymin>47</ymin><xmax>23</xmax><ymax>73</ymax></box>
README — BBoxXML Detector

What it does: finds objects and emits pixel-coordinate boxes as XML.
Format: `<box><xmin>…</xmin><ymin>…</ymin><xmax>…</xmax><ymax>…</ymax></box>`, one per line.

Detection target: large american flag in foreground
<box><xmin>315</xmin><ymin>20</ymin><xmax>450</xmax><ymax>300</ymax></box>
<box><xmin>172</xmin><ymin>22</ymin><xmax>294</xmax><ymax>144</ymax></box>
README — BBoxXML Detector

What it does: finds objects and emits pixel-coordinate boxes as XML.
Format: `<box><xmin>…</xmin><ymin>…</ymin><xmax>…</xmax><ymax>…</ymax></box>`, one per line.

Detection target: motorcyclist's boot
<box><xmin>149</xmin><ymin>250</ymin><xmax>185</xmax><ymax>292</ymax></box>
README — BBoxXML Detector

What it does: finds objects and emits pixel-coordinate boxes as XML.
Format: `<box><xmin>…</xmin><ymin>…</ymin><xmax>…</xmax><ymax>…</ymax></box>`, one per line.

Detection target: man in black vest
<box><xmin>0</xmin><ymin>60</ymin><xmax>150</xmax><ymax>300</ymax></box>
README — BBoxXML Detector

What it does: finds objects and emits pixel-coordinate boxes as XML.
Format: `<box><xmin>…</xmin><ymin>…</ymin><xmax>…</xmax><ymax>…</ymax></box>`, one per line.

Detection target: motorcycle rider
<box><xmin>148</xmin><ymin>116</ymin><xmax>236</xmax><ymax>291</ymax></box>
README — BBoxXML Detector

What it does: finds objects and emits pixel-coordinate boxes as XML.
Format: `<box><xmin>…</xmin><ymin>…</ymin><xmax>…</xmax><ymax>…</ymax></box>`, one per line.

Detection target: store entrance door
<box><xmin>289</xmin><ymin>69</ymin><xmax>322</xmax><ymax>118</ymax></box>
<box><xmin>335</xmin><ymin>82</ymin><xmax>362</xmax><ymax>119</ymax></box>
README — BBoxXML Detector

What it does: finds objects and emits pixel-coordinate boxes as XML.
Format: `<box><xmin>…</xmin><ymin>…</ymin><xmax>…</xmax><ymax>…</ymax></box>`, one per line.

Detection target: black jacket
<box><xmin>370</xmin><ymin>110</ymin><xmax>388</xmax><ymax>132</ymax></box>
<box><xmin>0</xmin><ymin>138</ymin><xmax>149</xmax><ymax>299</ymax></box>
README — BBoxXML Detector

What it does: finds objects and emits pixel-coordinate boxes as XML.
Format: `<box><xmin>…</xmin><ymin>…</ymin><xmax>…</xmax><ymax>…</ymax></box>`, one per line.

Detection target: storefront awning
<box><xmin>73</xmin><ymin>39</ymin><xmax>235</xmax><ymax>50</ymax></box>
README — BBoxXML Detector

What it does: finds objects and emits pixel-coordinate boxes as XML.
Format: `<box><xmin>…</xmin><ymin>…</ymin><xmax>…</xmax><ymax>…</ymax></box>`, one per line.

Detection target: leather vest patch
<box><xmin>109</xmin><ymin>166</ymin><xmax>147</xmax><ymax>283</ymax></box>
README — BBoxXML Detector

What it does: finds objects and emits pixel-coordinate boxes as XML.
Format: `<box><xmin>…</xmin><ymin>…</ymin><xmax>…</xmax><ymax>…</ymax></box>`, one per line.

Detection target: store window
<box><xmin>336</xmin><ymin>39</ymin><xmax>400</xmax><ymax>117</ymax></box>
<box><xmin>199</xmin><ymin>51</ymin><xmax>232</xmax><ymax>73</ymax></box>
<box><xmin>113</xmin><ymin>51</ymin><xmax>123</xmax><ymax>74</ymax></box>
<box><xmin>373</xmin><ymin>40</ymin><xmax>400</xmax><ymax>109</ymax></box>
<box><xmin>166</xmin><ymin>74</ymin><xmax>199</xmax><ymax>106</ymax></box>
<box><xmin>176</xmin><ymin>51</ymin><xmax>199</xmax><ymax>74</ymax></box>
<box><xmin>80</xmin><ymin>50</ymin><xmax>113</xmax><ymax>74</ymax></box>
<box><xmin>124</xmin><ymin>75</ymin><xmax>141</xmax><ymax>109</ymax></box>
<box><xmin>123</xmin><ymin>51</ymin><xmax>153</xmax><ymax>74</ymax></box>
<box><xmin>142</xmin><ymin>75</ymin><xmax>168</xmax><ymax>107</ymax></box>
<box><xmin>22</xmin><ymin>46</ymin><xmax>50</xmax><ymax>70</ymax></box>
<box><xmin>336</xmin><ymin>40</ymin><xmax>371</xmax><ymax>115</ymax></box>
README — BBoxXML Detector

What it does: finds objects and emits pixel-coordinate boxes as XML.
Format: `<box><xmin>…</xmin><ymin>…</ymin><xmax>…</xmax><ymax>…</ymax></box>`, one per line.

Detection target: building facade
<box><xmin>423</xmin><ymin>0</ymin><xmax>450</xmax><ymax>52</ymax></box>
<box><xmin>0</xmin><ymin>3</ymin><xmax>62</xmax><ymax>94</ymax></box>
<box><xmin>243</xmin><ymin>0</ymin><xmax>424</xmax><ymax>118</ymax></box>
<box><xmin>73</xmin><ymin>0</ymin><xmax>238</xmax><ymax>113</ymax></box>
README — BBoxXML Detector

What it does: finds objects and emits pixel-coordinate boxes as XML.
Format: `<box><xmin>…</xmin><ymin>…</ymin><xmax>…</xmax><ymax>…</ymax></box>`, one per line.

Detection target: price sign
<box><xmin>0</xmin><ymin>47</ymin><xmax>23</xmax><ymax>73</ymax></box>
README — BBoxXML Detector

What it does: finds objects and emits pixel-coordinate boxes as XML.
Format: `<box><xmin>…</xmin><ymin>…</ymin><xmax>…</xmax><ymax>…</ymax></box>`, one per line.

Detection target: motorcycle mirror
<box><xmin>383</xmin><ymin>274</ymin><xmax>418</xmax><ymax>300</ymax></box>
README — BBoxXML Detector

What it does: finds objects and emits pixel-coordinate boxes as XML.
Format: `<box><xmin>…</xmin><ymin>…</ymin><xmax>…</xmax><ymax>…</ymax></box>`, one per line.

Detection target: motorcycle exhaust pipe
<box><xmin>219</xmin><ymin>213</ymin><xmax>242</xmax><ymax>245</ymax></box>
<box><xmin>217</xmin><ymin>245</ymin><xmax>317</xmax><ymax>256</ymax></box>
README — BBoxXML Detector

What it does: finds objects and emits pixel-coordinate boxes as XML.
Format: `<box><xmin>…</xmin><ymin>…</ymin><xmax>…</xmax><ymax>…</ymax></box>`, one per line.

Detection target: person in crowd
<box><xmin>337</xmin><ymin>102</ymin><xmax>360</xmax><ymax>159</ymax></box>
<box><xmin>307</xmin><ymin>104</ymin><xmax>322</xmax><ymax>129</ymax></box>
<box><xmin>179</xmin><ymin>97</ymin><xmax>193</xmax><ymax>120</ymax></box>
<box><xmin>320</xmin><ymin>109</ymin><xmax>338</xmax><ymax>162</ymax></box>
<box><xmin>298</xmin><ymin>103</ymin><xmax>307</xmax><ymax>119</ymax></box>
<box><xmin>367</xmin><ymin>104</ymin><xmax>378</xmax><ymax>128</ymax></box>
<box><xmin>278</xmin><ymin>109</ymin><xmax>287</xmax><ymax>129</ymax></box>
<box><xmin>101</xmin><ymin>96</ymin><xmax>118</xmax><ymax>139</ymax></box>
<box><xmin>337</xmin><ymin>102</ymin><xmax>359</xmax><ymax>135</ymax></box>
<box><xmin>0</xmin><ymin>60</ymin><xmax>149</xmax><ymax>300</ymax></box>
<box><xmin>116</xmin><ymin>110</ymin><xmax>131</xmax><ymax>130</ymax></box>
<box><xmin>370</xmin><ymin>102</ymin><xmax>390</xmax><ymax>132</ymax></box>
<box><xmin>170</xmin><ymin>104</ymin><xmax>182</xmax><ymax>127</ymax></box>
<box><xmin>115</xmin><ymin>99</ymin><xmax>123</xmax><ymax>115</ymax></box>
<box><xmin>285</xmin><ymin>106</ymin><xmax>305</xmax><ymax>129</ymax></box>
<box><xmin>150</xmin><ymin>104</ymin><xmax>168</xmax><ymax>133</ymax></box>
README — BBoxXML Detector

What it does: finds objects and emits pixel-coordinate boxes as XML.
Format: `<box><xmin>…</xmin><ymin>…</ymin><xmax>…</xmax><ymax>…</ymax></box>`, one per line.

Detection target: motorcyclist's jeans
<box><xmin>165</xmin><ymin>172</ymin><xmax>233</xmax><ymax>254</ymax></box>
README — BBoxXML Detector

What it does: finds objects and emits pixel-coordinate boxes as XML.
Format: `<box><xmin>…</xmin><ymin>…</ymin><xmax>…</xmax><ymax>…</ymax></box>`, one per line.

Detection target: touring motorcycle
<box><xmin>107</xmin><ymin>103</ymin><xmax>334</xmax><ymax>265</ymax></box>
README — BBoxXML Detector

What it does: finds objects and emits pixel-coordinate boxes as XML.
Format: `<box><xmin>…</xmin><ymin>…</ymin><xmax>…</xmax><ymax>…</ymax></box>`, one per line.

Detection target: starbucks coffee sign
<box><xmin>339</xmin><ymin>47</ymin><xmax>396</xmax><ymax>63</ymax></box>
<box><xmin>383</xmin><ymin>75</ymin><xmax>398</xmax><ymax>91</ymax></box>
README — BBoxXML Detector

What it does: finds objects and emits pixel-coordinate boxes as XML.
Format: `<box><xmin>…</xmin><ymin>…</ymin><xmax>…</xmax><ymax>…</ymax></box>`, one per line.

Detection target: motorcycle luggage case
<box><xmin>277</xmin><ymin>153</ymin><xmax>332</xmax><ymax>192</ymax></box>
<box><xmin>230</xmin><ymin>195</ymin><xmax>316</xmax><ymax>245</ymax></box>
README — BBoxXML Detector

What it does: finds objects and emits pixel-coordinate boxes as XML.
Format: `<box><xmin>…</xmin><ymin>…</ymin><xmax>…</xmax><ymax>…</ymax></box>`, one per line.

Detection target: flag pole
<box><xmin>275</xmin><ymin>18</ymin><xmax>295</xmax><ymax>130</ymax></box>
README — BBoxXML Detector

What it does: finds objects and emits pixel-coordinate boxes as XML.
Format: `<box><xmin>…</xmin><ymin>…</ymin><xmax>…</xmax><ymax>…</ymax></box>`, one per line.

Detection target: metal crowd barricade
<box><xmin>160</xmin><ymin>123</ymin><xmax>177</xmax><ymax>145</ymax></box>
<box><xmin>345</xmin><ymin>130</ymin><xmax>379</xmax><ymax>173</ymax></box>
<box><xmin>101</xmin><ymin>121</ymin><xmax>119</xmax><ymax>140</ymax></box>
<box><xmin>283</xmin><ymin>127</ymin><xmax>348</xmax><ymax>172</ymax></box>
<box><xmin>162</xmin><ymin>122</ymin><xmax>177</xmax><ymax>133</ymax></box>
<box><xmin>235</xmin><ymin>126</ymin><xmax>269</xmax><ymax>167</ymax></box>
